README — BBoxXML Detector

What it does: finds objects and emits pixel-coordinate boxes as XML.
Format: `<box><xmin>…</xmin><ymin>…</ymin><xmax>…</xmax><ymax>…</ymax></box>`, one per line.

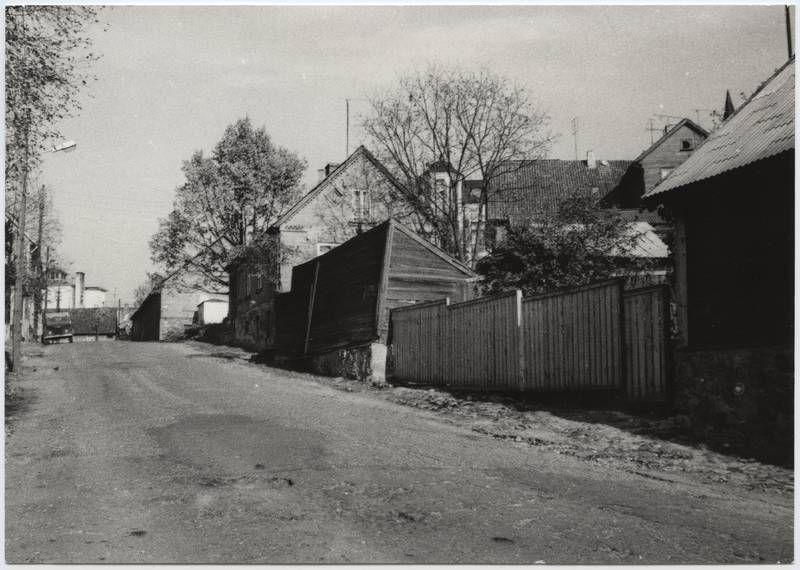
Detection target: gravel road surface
<box><xmin>5</xmin><ymin>341</ymin><xmax>793</xmax><ymax>563</ymax></box>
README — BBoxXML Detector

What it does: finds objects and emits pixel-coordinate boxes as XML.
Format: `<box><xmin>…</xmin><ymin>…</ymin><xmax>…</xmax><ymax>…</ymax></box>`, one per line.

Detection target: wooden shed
<box><xmin>275</xmin><ymin>219</ymin><xmax>478</xmax><ymax>359</ymax></box>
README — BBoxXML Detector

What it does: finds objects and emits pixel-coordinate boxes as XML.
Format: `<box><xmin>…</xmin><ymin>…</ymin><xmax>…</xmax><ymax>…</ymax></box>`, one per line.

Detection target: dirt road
<box><xmin>5</xmin><ymin>341</ymin><xmax>793</xmax><ymax>563</ymax></box>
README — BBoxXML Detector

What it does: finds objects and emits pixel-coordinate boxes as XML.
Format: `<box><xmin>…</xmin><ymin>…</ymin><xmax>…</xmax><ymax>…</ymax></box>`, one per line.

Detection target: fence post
<box><xmin>516</xmin><ymin>289</ymin><xmax>525</xmax><ymax>391</ymax></box>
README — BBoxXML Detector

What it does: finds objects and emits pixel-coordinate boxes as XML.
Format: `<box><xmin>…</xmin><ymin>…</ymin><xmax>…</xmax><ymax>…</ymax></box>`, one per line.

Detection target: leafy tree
<box><xmin>150</xmin><ymin>118</ymin><xmax>307</xmax><ymax>290</ymax></box>
<box><xmin>477</xmin><ymin>193</ymin><xmax>648</xmax><ymax>296</ymax></box>
<box><xmin>5</xmin><ymin>6</ymin><xmax>99</xmax><ymax>193</ymax></box>
<box><xmin>362</xmin><ymin>65</ymin><xmax>552</xmax><ymax>265</ymax></box>
<box><xmin>132</xmin><ymin>272</ymin><xmax>165</xmax><ymax>308</ymax></box>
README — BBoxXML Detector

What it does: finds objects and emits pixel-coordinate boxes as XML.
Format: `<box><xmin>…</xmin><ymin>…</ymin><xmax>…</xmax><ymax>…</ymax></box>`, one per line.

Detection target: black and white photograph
<box><xmin>4</xmin><ymin>3</ymin><xmax>794</xmax><ymax>564</ymax></box>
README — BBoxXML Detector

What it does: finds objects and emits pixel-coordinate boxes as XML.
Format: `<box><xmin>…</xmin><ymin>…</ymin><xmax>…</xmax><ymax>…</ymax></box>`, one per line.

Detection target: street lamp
<box><xmin>10</xmin><ymin>140</ymin><xmax>77</xmax><ymax>373</ymax></box>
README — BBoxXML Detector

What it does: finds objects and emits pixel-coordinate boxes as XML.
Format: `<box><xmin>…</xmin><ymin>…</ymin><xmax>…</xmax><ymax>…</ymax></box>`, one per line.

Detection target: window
<box><xmin>352</xmin><ymin>189</ymin><xmax>370</xmax><ymax>221</ymax></box>
<box><xmin>660</xmin><ymin>167</ymin><xmax>674</xmax><ymax>180</ymax></box>
<box><xmin>317</xmin><ymin>243</ymin><xmax>339</xmax><ymax>256</ymax></box>
<box><xmin>680</xmin><ymin>139</ymin><xmax>694</xmax><ymax>151</ymax></box>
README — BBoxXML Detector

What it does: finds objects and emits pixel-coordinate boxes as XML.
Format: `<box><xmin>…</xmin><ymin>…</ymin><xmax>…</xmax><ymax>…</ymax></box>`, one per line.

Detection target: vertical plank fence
<box><xmin>623</xmin><ymin>285</ymin><xmax>670</xmax><ymax>402</ymax></box>
<box><xmin>522</xmin><ymin>281</ymin><xmax>622</xmax><ymax>391</ymax></box>
<box><xmin>390</xmin><ymin>279</ymin><xmax>671</xmax><ymax>402</ymax></box>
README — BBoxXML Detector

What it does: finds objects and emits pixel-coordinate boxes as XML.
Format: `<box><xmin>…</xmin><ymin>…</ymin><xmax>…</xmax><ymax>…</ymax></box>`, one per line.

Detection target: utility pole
<box><xmin>32</xmin><ymin>185</ymin><xmax>46</xmax><ymax>336</ymax></box>
<box><xmin>345</xmin><ymin>98</ymin><xmax>368</xmax><ymax>159</ymax></box>
<box><xmin>571</xmin><ymin>117</ymin><xmax>579</xmax><ymax>160</ymax></box>
<box><xmin>786</xmin><ymin>5</ymin><xmax>793</xmax><ymax>60</ymax></box>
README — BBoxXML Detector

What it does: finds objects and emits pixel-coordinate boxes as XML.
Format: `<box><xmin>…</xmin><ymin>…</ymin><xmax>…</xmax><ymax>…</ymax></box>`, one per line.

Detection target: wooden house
<box><xmin>643</xmin><ymin>59</ymin><xmax>794</xmax><ymax>463</ymax></box>
<box><xmin>274</xmin><ymin>219</ymin><xmax>479</xmax><ymax>380</ymax></box>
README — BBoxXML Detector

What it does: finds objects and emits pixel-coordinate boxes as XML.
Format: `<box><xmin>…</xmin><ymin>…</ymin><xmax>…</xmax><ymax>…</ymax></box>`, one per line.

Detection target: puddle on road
<box><xmin>148</xmin><ymin>414</ymin><xmax>329</xmax><ymax>476</ymax></box>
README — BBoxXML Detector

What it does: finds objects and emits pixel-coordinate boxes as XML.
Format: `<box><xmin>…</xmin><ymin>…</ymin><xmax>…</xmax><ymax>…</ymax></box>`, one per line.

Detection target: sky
<box><xmin>35</xmin><ymin>4</ymin><xmax>793</xmax><ymax>306</ymax></box>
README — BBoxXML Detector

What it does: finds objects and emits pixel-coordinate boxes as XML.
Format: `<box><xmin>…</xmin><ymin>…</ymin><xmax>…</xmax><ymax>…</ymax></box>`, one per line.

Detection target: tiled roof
<box><xmin>645</xmin><ymin>59</ymin><xmax>794</xmax><ymax>198</ymax></box>
<box><xmin>488</xmin><ymin>159</ymin><xmax>634</xmax><ymax>225</ymax></box>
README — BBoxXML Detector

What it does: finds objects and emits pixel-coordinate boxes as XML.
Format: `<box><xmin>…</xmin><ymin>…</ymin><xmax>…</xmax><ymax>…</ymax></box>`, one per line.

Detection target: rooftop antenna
<box><xmin>571</xmin><ymin>117</ymin><xmax>579</xmax><ymax>160</ymax></box>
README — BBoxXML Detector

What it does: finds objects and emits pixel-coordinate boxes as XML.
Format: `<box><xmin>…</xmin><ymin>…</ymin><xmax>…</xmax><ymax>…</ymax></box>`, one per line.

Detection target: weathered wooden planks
<box><xmin>390</xmin><ymin>281</ymin><xmax>671</xmax><ymax>402</ymax></box>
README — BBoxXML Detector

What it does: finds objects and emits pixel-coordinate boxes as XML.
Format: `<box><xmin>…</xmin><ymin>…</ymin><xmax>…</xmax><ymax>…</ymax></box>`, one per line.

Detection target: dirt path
<box><xmin>5</xmin><ymin>341</ymin><xmax>793</xmax><ymax>563</ymax></box>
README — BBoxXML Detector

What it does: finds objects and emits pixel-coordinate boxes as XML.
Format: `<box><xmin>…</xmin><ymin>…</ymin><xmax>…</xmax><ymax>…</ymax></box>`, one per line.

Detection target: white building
<box><xmin>83</xmin><ymin>287</ymin><xmax>107</xmax><ymax>308</ymax></box>
<box><xmin>45</xmin><ymin>270</ymin><xmax>108</xmax><ymax>310</ymax></box>
<box><xmin>197</xmin><ymin>298</ymin><xmax>228</xmax><ymax>325</ymax></box>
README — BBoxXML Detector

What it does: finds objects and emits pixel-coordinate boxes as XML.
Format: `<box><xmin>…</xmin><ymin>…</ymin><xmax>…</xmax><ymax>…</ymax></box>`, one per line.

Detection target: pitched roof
<box><xmin>645</xmin><ymin>59</ymin><xmax>794</xmax><ymax>198</ymax></box>
<box><xmin>634</xmin><ymin>118</ymin><xmax>708</xmax><ymax>163</ymax></box>
<box><xmin>488</xmin><ymin>159</ymin><xmax>634</xmax><ymax>225</ymax></box>
<box><xmin>292</xmin><ymin>218</ymin><xmax>478</xmax><ymax>278</ymax></box>
<box><xmin>271</xmin><ymin>145</ymin><xmax>406</xmax><ymax>230</ymax></box>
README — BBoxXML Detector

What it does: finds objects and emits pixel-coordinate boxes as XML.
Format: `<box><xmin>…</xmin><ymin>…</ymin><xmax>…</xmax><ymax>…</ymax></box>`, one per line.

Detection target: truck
<box><xmin>43</xmin><ymin>312</ymin><xmax>74</xmax><ymax>344</ymax></box>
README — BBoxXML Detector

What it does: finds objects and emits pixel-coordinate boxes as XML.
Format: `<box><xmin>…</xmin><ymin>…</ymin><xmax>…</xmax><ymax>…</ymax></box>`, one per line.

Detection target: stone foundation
<box><xmin>308</xmin><ymin>342</ymin><xmax>387</xmax><ymax>385</ymax></box>
<box><xmin>674</xmin><ymin>343</ymin><xmax>793</xmax><ymax>464</ymax></box>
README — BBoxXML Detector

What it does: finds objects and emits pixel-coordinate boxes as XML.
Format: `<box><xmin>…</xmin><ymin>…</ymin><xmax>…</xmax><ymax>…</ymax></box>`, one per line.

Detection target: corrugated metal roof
<box><xmin>645</xmin><ymin>59</ymin><xmax>795</xmax><ymax>198</ymax></box>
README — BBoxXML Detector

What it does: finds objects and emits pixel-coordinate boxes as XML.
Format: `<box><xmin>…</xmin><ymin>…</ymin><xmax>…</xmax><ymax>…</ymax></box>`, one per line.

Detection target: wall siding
<box><xmin>641</xmin><ymin>124</ymin><xmax>707</xmax><ymax>192</ymax></box>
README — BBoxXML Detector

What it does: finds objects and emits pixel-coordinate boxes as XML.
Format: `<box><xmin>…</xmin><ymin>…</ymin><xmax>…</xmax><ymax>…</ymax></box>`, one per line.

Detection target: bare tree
<box><xmin>362</xmin><ymin>65</ymin><xmax>552</xmax><ymax>265</ymax></box>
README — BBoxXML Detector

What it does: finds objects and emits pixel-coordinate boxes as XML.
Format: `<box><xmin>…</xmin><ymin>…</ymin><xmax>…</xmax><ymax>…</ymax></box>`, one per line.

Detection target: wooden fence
<box><xmin>390</xmin><ymin>280</ymin><xmax>670</xmax><ymax>402</ymax></box>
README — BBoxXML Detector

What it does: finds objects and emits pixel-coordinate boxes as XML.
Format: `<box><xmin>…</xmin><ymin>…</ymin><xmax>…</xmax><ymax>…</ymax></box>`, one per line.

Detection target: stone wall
<box><xmin>303</xmin><ymin>342</ymin><xmax>387</xmax><ymax>385</ymax></box>
<box><xmin>674</xmin><ymin>344</ymin><xmax>793</xmax><ymax>464</ymax></box>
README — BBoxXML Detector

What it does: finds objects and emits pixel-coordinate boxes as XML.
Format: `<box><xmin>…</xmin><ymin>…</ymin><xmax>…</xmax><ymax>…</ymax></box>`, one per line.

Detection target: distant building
<box><xmin>487</xmin><ymin>119</ymin><xmax>708</xmax><ymax>232</ymax></box>
<box><xmin>196</xmin><ymin>298</ymin><xmax>228</xmax><ymax>325</ymax></box>
<box><xmin>131</xmin><ymin>283</ymin><xmax>223</xmax><ymax>342</ymax></box>
<box><xmin>44</xmin><ymin>269</ymin><xmax>108</xmax><ymax>310</ymax></box>
<box><xmin>82</xmin><ymin>286</ymin><xmax>107</xmax><ymax>308</ymax></box>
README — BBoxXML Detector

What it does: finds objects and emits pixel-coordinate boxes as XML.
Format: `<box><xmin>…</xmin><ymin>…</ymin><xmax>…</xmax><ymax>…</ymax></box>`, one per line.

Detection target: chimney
<box><xmin>74</xmin><ymin>271</ymin><xmax>85</xmax><ymax>308</ymax></box>
<box><xmin>586</xmin><ymin>149</ymin><xmax>597</xmax><ymax>169</ymax></box>
<box><xmin>318</xmin><ymin>162</ymin><xmax>340</xmax><ymax>182</ymax></box>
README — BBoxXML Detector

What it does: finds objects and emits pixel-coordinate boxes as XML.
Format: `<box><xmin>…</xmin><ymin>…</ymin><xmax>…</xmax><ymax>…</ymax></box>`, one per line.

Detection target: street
<box><xmin>5</xmin><ymin>341</ymin><xmax>793</xmax><ymax>564</ymax></box>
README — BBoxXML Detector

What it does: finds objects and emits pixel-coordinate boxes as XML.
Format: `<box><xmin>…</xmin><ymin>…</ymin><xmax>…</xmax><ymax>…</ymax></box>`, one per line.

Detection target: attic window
<box><xmin>680</xmin><ymin>139</ymin><xmax>694</xmax><ymax>151</ymax></box>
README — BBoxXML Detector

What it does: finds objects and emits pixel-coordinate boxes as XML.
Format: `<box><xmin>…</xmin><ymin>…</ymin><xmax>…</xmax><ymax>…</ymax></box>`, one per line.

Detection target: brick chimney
<box><xmin>586</xmin><ymin>149</ymin><xmax>597</xmax><ymax>169</ymax></box>
<box><xmin>317</xmin><ymin>162</ymin><xmax>340</xmax><ymax>182</ymax></box>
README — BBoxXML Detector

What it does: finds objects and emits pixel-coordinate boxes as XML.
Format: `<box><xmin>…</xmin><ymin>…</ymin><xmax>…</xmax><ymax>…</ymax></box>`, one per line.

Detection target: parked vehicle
<box><xmin>43</xmin><ymin>312</ymin><xmax>74</xmax><ymax>344</ymax></box>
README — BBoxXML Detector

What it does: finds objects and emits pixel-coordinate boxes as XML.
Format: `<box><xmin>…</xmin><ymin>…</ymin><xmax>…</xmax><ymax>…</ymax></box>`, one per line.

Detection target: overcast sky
<box><xmin>36</xmin><ymin>4</ymin><xmax>793</xmax><ymax>305</ymax></box>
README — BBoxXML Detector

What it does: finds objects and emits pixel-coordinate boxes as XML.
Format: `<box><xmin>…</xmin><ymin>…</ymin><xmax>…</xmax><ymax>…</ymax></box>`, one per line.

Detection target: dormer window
<box><xmin>680</xmin><ymin>139</ymin><xmax>694</xmax><ymax>151</ymax></box>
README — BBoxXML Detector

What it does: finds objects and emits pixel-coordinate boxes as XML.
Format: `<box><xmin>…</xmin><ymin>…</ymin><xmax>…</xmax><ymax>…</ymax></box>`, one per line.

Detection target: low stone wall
<box><xmin>674</xmin><ymin>343</ymin><xmax>793</xmax><ymax>464</ymax></box>
<box><xmin>306</xmin><ymin>342</ymin><xmax>387</xmax><ymax>385</ymax></box>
